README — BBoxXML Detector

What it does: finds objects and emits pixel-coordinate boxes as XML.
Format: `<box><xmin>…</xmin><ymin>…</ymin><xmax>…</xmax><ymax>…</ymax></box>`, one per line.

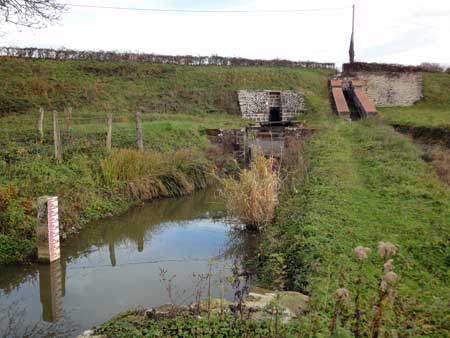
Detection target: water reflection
<box><xmin>108</xmin><ymin>241</ymin><xmax>116</xmax><ymax>267</ymax></box>
<box><xmin>38</xmin><ymin>260</ymin><xmax>65</xmax><ymax>323</ymax></box>
<box><xmin>0</xmin><ymin>189</ymin><xmax>257</xmax><ymax>338</ymax></box>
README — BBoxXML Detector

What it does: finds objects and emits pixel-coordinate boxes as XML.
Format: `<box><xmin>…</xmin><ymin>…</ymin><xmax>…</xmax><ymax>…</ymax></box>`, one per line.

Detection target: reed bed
<box><xmin>101</xmin><ymin>148</ymin><xmax>210</xmax><ymax>200</ymax></box>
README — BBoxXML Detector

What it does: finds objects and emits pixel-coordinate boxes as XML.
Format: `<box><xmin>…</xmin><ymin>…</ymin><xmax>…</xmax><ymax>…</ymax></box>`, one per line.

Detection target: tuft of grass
<box><xmin>101</xmin><ymin>148</ymin><xmax>210</xmax><ymax>199</ymax></box>
<box><xmin>220</xmin><ymin>153</ymin><xmax>280</xmax><ymax>230</ymax></box>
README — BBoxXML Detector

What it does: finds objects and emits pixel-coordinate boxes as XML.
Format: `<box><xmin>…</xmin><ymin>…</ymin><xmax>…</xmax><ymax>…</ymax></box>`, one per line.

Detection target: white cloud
<box><xmin>1</xmin><ymin>0</ymin><xmax>450</xmax><ymax>66</ymax></box>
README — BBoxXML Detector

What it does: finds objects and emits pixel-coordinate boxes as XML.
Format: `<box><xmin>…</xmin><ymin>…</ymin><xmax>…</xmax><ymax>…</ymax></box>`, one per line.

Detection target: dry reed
<box><xmin>220</xmin><ymin>152</ymin><xmax>280</xmax><ymax>230</ymax></box>
<box><xmin>100</xmin><ymin>148</ymin><xmax>208</xmax><ymax>200</ymax></box>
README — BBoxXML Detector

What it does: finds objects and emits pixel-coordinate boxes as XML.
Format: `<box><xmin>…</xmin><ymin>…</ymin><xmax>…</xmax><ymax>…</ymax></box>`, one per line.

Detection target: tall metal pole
<box><xmin>349</xmin><ymin>4</ymin><xmax>355</xmax><ymax>64</ymax></box>
<box><xmin>352</xmin><ymin>4</ymin><xmax>355</xmax><ymax>35</ymax></box>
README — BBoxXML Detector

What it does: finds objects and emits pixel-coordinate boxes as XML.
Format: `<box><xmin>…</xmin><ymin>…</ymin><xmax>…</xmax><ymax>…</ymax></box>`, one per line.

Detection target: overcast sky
<box><xmin>1</xmin><ymin>0</ymin><xmax>450</xmax><ymax>66</ymax></box>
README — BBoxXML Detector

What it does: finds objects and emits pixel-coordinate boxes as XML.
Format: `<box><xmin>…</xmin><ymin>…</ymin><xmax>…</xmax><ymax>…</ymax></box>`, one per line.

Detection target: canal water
<box><xmin>0</xmin><ymin>189</ymin><xmax>258</xmax><ymax>338</ymax></box>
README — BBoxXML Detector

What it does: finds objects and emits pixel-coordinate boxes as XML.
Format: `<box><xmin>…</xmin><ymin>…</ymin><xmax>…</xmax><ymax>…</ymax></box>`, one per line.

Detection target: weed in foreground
<box><xmin>329</xmin><ymin>242</ymin><xmax>399</xmax><ymax>338</ymax></box>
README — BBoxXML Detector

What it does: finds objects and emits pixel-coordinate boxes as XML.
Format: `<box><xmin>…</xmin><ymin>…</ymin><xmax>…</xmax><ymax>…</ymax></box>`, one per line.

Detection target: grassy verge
<box><xmin>261</xmin><ymin>119</ymin><xmax>450</xmax><ymax>336</ymax></box>
<box><xmin>379</xmin><ymin>72</ymin><xmax>450</xmax><ymax>128</ymax></box>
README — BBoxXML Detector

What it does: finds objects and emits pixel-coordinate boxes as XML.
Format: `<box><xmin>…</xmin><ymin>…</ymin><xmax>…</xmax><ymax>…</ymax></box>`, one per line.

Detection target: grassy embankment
<box><xmin>380</xmin><ymin>72</ymin><xmax>450</xmax><ymax>185</ymax></box>
<box><xmin>264</xmin><ymin>120</ymin><xmax>449</xmax><ymax>336</ymax></box>
<box><xmin>0</xmin><ymin>57</ymin><xmax>334</xmax><ymax>265</ymax></box>
<box><xmin>258</xmin><ymin>74</ymin><xmax>450</xmax><ymax>336</ymax></box>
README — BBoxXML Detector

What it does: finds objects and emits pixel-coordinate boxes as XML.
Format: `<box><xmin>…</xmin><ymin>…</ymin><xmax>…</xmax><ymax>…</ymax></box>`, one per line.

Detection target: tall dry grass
<box><xmin>220</xmin><ymin>152</ymin><xmax>280</xmax><ymax>230</ymax></box>
<box><xmin>100</xmin><ymin>148</ymin><xmax>209</xmax><ymax>200</ymax></box>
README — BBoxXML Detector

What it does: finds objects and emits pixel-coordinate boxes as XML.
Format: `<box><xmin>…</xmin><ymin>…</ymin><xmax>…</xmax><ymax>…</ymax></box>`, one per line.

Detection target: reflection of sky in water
<box><xmin>68</xmin><ymin>219</ymin><xmax>228</xmax><ymax>268</ymax></box>
<box><xmin>0</xmin><ymin>190</ymin><xmax>253</xmax><ymax>338</ymax></box>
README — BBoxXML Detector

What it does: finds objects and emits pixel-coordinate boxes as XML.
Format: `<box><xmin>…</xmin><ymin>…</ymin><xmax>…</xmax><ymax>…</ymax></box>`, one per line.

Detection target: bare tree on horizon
<box><xmin>0</xmin><ymin>0</ymin><xmax>65</xmax><ymax>29</ymax></box>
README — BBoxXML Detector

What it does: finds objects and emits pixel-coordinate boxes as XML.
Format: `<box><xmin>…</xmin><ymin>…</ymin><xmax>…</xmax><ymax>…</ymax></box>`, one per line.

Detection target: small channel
<box><xmin>0</xmin><ymin>189</ymin><xmax>258</xmax><ymax>338</ymax></box>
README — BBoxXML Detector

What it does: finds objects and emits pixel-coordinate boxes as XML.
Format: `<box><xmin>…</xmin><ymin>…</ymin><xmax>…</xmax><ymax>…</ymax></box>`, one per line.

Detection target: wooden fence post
<box><xmin>37</xmin><ymin>107</ymin><xmax>44</xmax><ymax>143</ymax></box>
<box><xmin>53</xmin><ymin>111</ymin><xmax>62</xmax><ymax>162</ymax></box>
<box><xmin>64</xmin><ymin>106</ymin><xmax>72</xmax><ymax>141</ymax></box>
<box><xmin>135</xmin><ymin>111</ymin><xmax>144</xmax><ymax>151</ymax></box>
<box><xmin>106</xmin><ymin>113</ymin><xmax>113</xmax><ymax>150</ymax></box>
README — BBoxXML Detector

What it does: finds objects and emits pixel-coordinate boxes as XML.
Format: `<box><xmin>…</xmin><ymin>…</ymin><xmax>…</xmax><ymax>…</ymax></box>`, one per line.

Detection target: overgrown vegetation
<box><xmin>94</xmin><ymin>239</ymin><xmax>406</xmax><ymax>338</ymax></box>
<box><xmin>0</xmin><ymin>115</ymin><xmax>235</xmax><ymax>264</ymax></box>
<box><xmin>259</xmin><ymin>119</ymin><xmax>450</xmax><ymax>336</ymax></box>
<box><xmin>97</xmin><ymin>310</ymin><xmax>299</xmax><ymax>338</ymax></box>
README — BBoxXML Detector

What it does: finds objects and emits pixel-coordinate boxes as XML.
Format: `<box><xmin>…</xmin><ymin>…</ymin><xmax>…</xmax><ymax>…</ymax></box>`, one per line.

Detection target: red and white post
<box><xmin>37</xmin><ymin>196</ymin><xmax>61</xmax><ymax>263</ymax></box>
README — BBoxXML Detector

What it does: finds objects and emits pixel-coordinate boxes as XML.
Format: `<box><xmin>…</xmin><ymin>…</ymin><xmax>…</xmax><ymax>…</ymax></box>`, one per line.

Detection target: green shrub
<box><xmin>0</xmin><ymin>94</ymin><xmax>34</xmax><ymax>115</ymax></box>
<box><xmin>0</xmin><ymin>234</ymin><xmax>35</xmax><ymax>265</ymax></box>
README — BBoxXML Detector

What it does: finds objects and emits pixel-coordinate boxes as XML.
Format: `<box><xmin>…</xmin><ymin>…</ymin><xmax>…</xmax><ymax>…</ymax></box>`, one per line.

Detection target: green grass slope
<box><xmin>0</xmin><ymin>57</ymin><xmax>334</xmax><ymax>116</ymax></box>
<box><xmin>380</xmin><ymin>72</ymin><xmax>450</xmax><ymax>128</ymax></box>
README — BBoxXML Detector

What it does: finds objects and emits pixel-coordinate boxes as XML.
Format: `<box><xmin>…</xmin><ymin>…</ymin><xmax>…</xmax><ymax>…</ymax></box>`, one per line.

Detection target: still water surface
<box><xmin>0</xmin><ymin>189</ymin><xmax>257</xmax><ymax>337</ymax></box>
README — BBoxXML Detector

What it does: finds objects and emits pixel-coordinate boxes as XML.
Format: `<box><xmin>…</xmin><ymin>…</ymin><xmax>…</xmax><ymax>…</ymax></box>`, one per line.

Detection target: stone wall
<box><xmin>342</xmin><ymin>63</ymin><xmax>423</xmax><ymax>107</ymax></box>
<box><xmin>238</xmin><ymin>91</ymin><xmax>268</xmax><ymax>122</ymax></box>
<box><xmin>281</xmin><ymin>91</ymin><xmax>306</xmax><ymax>120</ymax></box>
<box><xmin>353</xmin><ymin>72</ymin><xmax>423</xmax><ymax>107</ymax></box>
<box><xmin>237</xmin><ymin>90</ymin><xmax>305</xmax><ymax>122</ymax></box>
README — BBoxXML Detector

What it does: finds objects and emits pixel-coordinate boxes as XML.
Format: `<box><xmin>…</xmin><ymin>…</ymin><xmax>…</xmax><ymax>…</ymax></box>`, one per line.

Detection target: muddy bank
<box><xmin>392</xmin><ymin>124</ymin><xmax>450</xmax><ymax>147</ymax></box>
<box><xmin>392</xmin><ymin>124</ymin><xmax>450</xmax><ymax>185</ymax></box>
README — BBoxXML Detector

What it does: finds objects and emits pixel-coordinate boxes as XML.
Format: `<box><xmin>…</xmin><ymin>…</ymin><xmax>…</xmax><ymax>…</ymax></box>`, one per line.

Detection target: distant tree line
<box><xmin>419</xmin><ymin>62</ymin><xmax>450</xmax><ymax>74</ymax></box>
<box><xmin>0</xmin><ymin>47</ymin><xmax>336</xmax><ymax>69</ymax></box>
<box><xmin>344</xmin><ymin>62</ymin><xmax>450</xmax><ymax>74</ymax></box>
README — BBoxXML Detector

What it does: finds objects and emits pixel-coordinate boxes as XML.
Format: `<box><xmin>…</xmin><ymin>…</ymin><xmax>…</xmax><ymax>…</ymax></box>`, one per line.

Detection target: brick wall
<box><xmin>237</xmin><ymin>90</ymin><xmax>305</xmax><ymax>122</ymax></box>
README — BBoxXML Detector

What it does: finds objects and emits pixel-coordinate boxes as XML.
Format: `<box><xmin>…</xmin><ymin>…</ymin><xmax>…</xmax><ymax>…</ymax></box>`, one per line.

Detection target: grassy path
<box><xmin>268</xmin><ymin>119</ymin><xmax>450</xmax><ymax>336</ymax></box>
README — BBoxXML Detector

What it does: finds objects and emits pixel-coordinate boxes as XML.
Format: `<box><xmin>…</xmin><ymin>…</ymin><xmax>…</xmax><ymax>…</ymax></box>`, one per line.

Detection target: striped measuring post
<box><xmin>37</xmin><ymin>196</ymin><xmax>61</xmax><ymax>263</ymax></box>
